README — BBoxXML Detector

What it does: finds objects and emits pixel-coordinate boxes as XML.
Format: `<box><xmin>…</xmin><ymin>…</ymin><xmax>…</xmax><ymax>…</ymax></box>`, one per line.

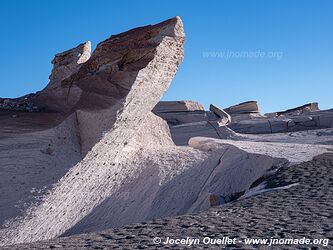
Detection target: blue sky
<box><xmin>0</xmin><ymin>0</ymin><xmax>332</xmax><ymax>113</ymax></box>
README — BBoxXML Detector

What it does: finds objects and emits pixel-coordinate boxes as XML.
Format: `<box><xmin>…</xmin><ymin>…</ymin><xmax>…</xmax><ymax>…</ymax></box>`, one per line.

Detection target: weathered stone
<box><xmin>155</xmin><ymin>110</ymin><xmax>208</xmax><ymax>126</ymax></box>
<box><xmin>1</xmin><ymin>15</ymin><xmax>332</xmax><ymax>249</ymax></box>
<box><xmin>29</xmin><ymin>42</ymin><xmax>91</xmax><ymax>112</ymax></box>
<box><xmin>224</xmin><ymin>101</ymin><xmax>260</xmax><ymax>114</ymax></box>
<box><xmin>153</xmin><ymin>101</ymin><xmax>207</xmax><ymax>126</ymax></box>
<box><xmin>268</xmin><ymin>119</ymin><xmax>290</xmax><ymax>133</ymax></box>
<box><xmin>51</xmin><ymin>142</ymin><xmax>281</xmax><ymax>235</ymax></box>
<box><xmin>222</xmin><ymin>101</ymin><xmax>264</xmax><ymax>123</ymax></box>
<box><xmin>49</xmin><ymin>41</ymin><xmax>91</xmax><ymax>82</ymax></box>
<box><xmin>10</xmin><ymin>154</ymin><xmax>333</xmax><ymax>250</ymax></box>
<box><xmin>153</xmin><ymin>100</ymin><xmax>204</xmax><ymax>113</ymax></box>
<box><xmin>209</xmin><ymin>104</ymin><xmax>231</xmax><ymax>126</ymax></box>
<box><xmin>0</xmin><ymin>94</ymin><xmax>40</xmax><ymax>112</ymax></box>
<box><xmin>265</xmin><ymin>102</ymin><xmax>319</xmax><ymax>117</ymax></box>
<box><xmin>0</xmin><ymin>16</ymin><xmax>185</xmax><ymax>245</ymax></box>
<box><xmin>228</xmin><ymin>119</ymin><xmax>272</xmax><ymax>134</ymax></box>
<box><xmin>313</xmin><ymin>112</ymin><xmax>333</xmax><ymax>128</ymax></box>
<box><xmin>170</xmin><ymin>121</ymin><xmax>239</xmax><ymax>146</ymax></box>
<box><xmin>230</xmin><ymin>113</ymin><xmax>263</xmax><ymax>122</ymax></box>
<box><xmin>229</xmin><ymin>110</ymin><xmax>333</xmax><ymax>134</ymax></box>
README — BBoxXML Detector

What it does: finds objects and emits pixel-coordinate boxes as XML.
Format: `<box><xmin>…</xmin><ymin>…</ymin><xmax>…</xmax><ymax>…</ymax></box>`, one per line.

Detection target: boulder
<box><xmin>153</xmin><ymin>100</ymin><xmax>204</xmax><ymax>113</ymax></box>
<box><xmin>225</xmin><ymin>101</ymin><xmax>260</xmax><ymax>114</ymax></box>
<box><xmin>209</xmin><ymin>104</ymin><xmax>231</xmax><ymax>126</ymax></box>
<box><xmin>170</xmin><ymin>121</ymin><xmax>239</xmax><ymax>145</ymax></box>
<box><xmin>229</xmin><ymin>110</ymin><xmax>333</xmax><ymax>134</ymax></box>
<box><xmin>228</xmin><ymin>119</ymin><xmax>272</xmax><ymax>134</ymax></box>
<box><xmin>153</xmin><ymin>101</ymin><xmax>207</xmax><ymax>126</ymax></box>
<box><xmin>223</xmin><ymin>101</ymin><xmax>264</xmax><ymax>123</ymax></box>
<box><xmin>265</xmin><ymin>102</ymin><xmax>319</xmax><ymax>117</ymax></box>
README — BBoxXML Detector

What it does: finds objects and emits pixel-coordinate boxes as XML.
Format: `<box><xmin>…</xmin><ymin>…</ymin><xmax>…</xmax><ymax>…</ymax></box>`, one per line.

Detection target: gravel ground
<box><xmin>5</xmin><ymin>153</ymin><xmax>333</xmax><ymax>249</ymax></box>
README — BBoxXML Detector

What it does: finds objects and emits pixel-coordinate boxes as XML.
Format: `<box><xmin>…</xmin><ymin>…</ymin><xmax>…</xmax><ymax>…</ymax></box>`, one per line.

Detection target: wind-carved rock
<box><xmin>49</xmin><ymin>41</ymin><xmax>92</xmax><ymax>82</ymax></box>
<box><xmin>0</xmin><ymin>17</ymin><xmax>305</xmax><ymax>248</ymax></box>
<box><xmin>31</xmin><ymin>17</ymin><xmax>185</xmax><ymax>154</ymax></box>
<box><xmin>265</xmin><ymin>102</ymin><xmax>320</xmax><ymax>118</ymax></box>
<box><xmin>153</xmin><ymin>100</ymin><xmax>205</xmax><ymax>113</ymax></box>
<box><xmin>209</xmin><ymin>104</ymin><xmax>231</xmax><ymax>126</ymax></box>
<box><xmin>0</xmin><ymin>17</ymin><xmax>185</xmax><ymax>245</ymax></box>
<box><xmin>153</xmin><ymin>100</ymin><xmax>207</xmax><ymax>126</ymax></box>
<box><xmin>224</xmin><ymin>101</ymin><xmax>263</xmax><ymax>122</ymax></box>
<box><xmin>225</xmin><ymin>101</ymin><xmax>260</xmax><ymax>114</ymax></box>
<box><xmin>32</xmin><ymin>42</ymin><xmax>92</xmax><ymax>112</ymax></box>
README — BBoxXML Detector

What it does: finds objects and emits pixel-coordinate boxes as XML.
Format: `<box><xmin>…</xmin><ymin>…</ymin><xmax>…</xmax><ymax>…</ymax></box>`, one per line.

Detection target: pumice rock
<box><xmin>265</xmin><ymin>102</ymin><xmax>319</xmax><ymax>118</ymax></box>
<box><xmin>0</xmin><ymin>17</ymin><xmax>281</xmax><ymax>246</ymax></box>
<box><xmin>18</xmin><ymin>153</ymin><xmax>332</xmax><ymax>249</ymax></box>
<box><xmin>0</xmin><ymin>94</ymin><xmax>39</xmax><ymax>112</ymax></box>
<box><xmin>229</xmin><ymin>104</ymin><xmax>333</xmax><ymax>134</ymax></box>
<box><xmin>49</xmin><ymin>41</ymin><xmax>92</xmax><ymax>82</ymax></box>
<box><xmin>224</xmin><ymin>101</ymin><xmax>263</xmax><ymax>122</ymax></box>
<box><xmin>153</xmin><ymin>100</ymin><xmax>207</xmax><ymax>126</ymax></box>
<box><xmin>0</xmin><ymin>16</ymin><xmax>185</xmax><ymax>245</ymax></box>
<box><xmin>32</xmin><ymin>41</ymin><xmax>92</xmax><ymax>112</ymax></box>
<box><xmin>153</xmin><ymin>100</ymin><xmax>205</xmax><ymax>113</ymax></box>
<box><xmin>225</xmin><ymin>101</ymin><xmax>260</xmax><ymax>114</ymax></box>
<box><xmin>209</xmin><ymin>104</ymin><xmax>231</xmax><ymax>126</ymax></box>
<box><xmin>1</xmin><ymin>16</ymin><xmax>333</xmax><ymax>250</ymax></box>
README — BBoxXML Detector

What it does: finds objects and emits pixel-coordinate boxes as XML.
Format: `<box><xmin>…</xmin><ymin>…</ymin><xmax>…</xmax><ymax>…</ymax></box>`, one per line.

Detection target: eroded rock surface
<box><xmin>209</xmin><ymin>104</ymin><xmax>231</xmax><ymax>126</ymax></box>
<box><xmin>0</xmin><ymin>16</ymin><xmax>186</xmax><ymax>245</ymax></box>
<box><xmin>153</xmin><ymin>100</ymin><xmax>204</xmax><ymax>113</ymax></box>
<box><xmin>7</xmin><ymin>154</ymin><xmax>333</xmax><ymax>249</ymax></box>
<box><xmin>153</xmin><ymin>100</ymin><xmax>207</xmax><ymax>126</ymax></box>
<box><xmin>225</xmin><ymin>101</ymin><xmax>260</xmax><ymax>114</ymax></box>
<box><xmin>266</xmin><ymin>102</ymin><xmax>320</xmax><ymax>118</ymax></box>
<box><xmin>229</xmin><ymin>109</ymin><xmax>333</xmax><ymax>134</ymax></box>
<box><xmin>223</xmin><ymin>101</ymin><xmax>263</xmax><ymax>122</ymax></box>
<box><xmin>1</xmin><ymin>16</ymin><xmax>332</xmax><ymax>249</ymax></box>
<box><xmin>49</xmin><ymin>41</ymin><xmax>92</xmax><ymax>82</ymax></box>
<box><xmin>0</xmin><ymin>95</ymin><xmax>39</xmax><ymax>112</ymax></box>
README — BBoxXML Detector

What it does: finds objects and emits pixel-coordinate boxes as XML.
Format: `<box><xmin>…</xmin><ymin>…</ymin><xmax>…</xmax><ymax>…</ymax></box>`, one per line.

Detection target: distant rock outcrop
<box><xmin>0</xmin><ymin>94</ymin><xmax>39</xmax><ymax>112</ymax></box>
<box><xmin>153</xmin><ymin>100</ymin><xmax>207</xmax><ymax>125</ymax></box>
<box><xmin>209</xmin><ymin>104</ymin><xmax>231</xmax><ymax>126</ymax></box>
<box><xmin>265</xmin><ymin>102</ymin><xmax>319</xmax><ymax>118</ymax></box>
<box><xmin>225</xmin><ymin>101</ymin><xmax>260</xmax><ymax>114</ymax></box>
<box><xmin>229</xmin><ymin>109</ymin><xmax>333</xmax><ymax>134</ymax></box>
<box><xmin>153</xmin><ymin>100</ymin><xmax>204</xmax><ymax>113</ymax></box>
<box><xmin>224</xmin><ymin>101</ymin><xmax>263</xmax><ymax>122</ymax></box>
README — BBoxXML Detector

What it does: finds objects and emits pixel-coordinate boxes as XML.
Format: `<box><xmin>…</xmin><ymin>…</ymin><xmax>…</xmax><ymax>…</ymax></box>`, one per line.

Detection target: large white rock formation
<box><xmin>2</xmin><ymin>16</ymin><xmax>328</xmax><ymax>248</ymax></box>
<box><xmin>0</xmin><ymin>16</ymin><xmax>185</xmax><ymax>245</ymax></box>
